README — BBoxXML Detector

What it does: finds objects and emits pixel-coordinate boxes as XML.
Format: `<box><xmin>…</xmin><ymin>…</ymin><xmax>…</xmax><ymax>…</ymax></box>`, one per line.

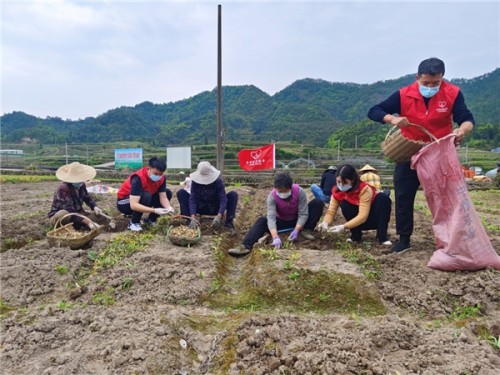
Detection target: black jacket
<box><xmin>320</xmin><ymin>169</ymin><xmax>337</xmax><ymax>196</ymax></box>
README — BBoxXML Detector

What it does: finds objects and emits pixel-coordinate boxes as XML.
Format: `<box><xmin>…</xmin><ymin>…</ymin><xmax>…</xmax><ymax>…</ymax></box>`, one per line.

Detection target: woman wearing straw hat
<box><xmin>117</xmin><ymin>156</ymin><xmax>174</xmax><ymax>232</ymax></box>
<box><xmin>48</xmin><ymin>162</ymin><xmax>104</xmax><ymax>230</ymax></box>
<box><xmin>367</xmin><ymin>57</ymin><xmax>474</xmax><ymax>254</ymax></box>
<box><xmin>359</xmin><ymin>164</ymin><xmax>382</xmax><ymax>193</ymax></box>
<box><xmin>176</xmin><ymin>161</ymin><xmax>238</xmax><ymax>233</ymax></box>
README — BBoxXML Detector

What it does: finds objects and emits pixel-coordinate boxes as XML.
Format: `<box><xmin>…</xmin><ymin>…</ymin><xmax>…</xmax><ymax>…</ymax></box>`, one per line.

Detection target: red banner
<box><xmin>237</xmin><ymin>144</ymin><xmax>275</xmax><ymax>171</ymax></box>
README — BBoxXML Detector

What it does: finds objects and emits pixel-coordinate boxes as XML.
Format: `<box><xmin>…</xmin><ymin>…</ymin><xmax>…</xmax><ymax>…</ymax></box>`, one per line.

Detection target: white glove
<box><xmin>328</xmin><ymin>225</ymin><xmax>345</xmax><ymax>234</ymax></box>
<box><xmin>165</xmin><ymin>206</ymin><xmax>175</xmax><ymax>215</ymax></box>
<box><xmin>317</xmin><ymin>222</ymin><xmax>329</xmax><ymax>232</ymax></box>
<box><xmin>88</xmin><ymin>222</ymin><xmax>99</xmax><ymax>230</ymax></box>
<box><xmin>154</xmin><ymin>208</ymin><xmax>170</xmax><ymax>215</ymax></box>
<box><xmin>93</xmin><ymin>207</ymin><xmax>103</xmax><ymax>216</ymax></box>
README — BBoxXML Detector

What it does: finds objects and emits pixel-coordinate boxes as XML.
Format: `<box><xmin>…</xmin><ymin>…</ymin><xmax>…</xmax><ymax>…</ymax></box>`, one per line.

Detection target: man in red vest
<box><xmin>367</xmin><ymin>57</ymin><xmax>475</xmax><ymax>254</ymax></box>
<box><xmin>117</xmin><ymin>157</ymin><xmax>174</xmax><ymax>231</ymax></box>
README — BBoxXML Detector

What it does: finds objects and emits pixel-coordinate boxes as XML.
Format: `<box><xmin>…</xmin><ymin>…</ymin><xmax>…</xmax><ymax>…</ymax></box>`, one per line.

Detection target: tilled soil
<box><xmin>1</xmin><ymin>181</ymin><xmax>499</xmax><ymax>375</ymax></box>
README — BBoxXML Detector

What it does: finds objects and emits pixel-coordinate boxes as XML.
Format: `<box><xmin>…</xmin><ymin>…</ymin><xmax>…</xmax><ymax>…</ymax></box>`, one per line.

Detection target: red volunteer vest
<box><xmin>332</xmin><ymin>182</ymin><xmax>376</xmax><ymax>206</ymax></box>
<box><xmin>399</xmin><ymin>81</ymin><xmax>459</xmax><ymax>141</ymax></box>
<box><xmin>117</xmin><ymin>167</ymin><xmax>165</xmax><ymax>199</ymax></box>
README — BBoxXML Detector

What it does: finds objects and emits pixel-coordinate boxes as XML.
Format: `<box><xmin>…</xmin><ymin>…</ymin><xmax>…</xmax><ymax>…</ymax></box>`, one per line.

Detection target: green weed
<box><xmin>55</xmin><ymin>264</ymin><xmax>69</xmax><ymax>275</ymax></box>
<box><xmin>337</xmin><ymin>245</ymin><xmax>383</xmax><ymax>280</ymax></box>
<box><xmin>90</xmin><ymin>233</ymin><xmax>153</xmax><ymax>273</ymax></box>
<box><xmin>92</xmin><ymin>289</ymin><xmax>116</xmax><ymax>306</ymax></box>
<box><xmin>288</xmin><ymin>270</ymin><xmax>300</xmax><ymax>281</ymax></box>
<box><xmin>56</xmin><ymin>300</ymin><xmax>73</xmax><ymax>311</ymax></box>
<box><xmin>448</xmin><ymin>303</ymin><xmax>481</xmax><ymax>322</ymax></box>
<box><xmin>258</xmin><ymin>247</ymin><xmax>280</xmax><ymax>261</ymax></box>
<box><xmin>121</xmin><ymin>277</ymin><xmax>133</xmax><ymax>290</ymax></box>
<box><xmin>486</xmin><ymin>335</ymin><xmax>500</xmax><ymax>350</ymax></box>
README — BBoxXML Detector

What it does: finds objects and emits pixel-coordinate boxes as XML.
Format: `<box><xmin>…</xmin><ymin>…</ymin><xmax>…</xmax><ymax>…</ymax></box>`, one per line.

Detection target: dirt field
<box><xmin>1</xmin><ymin>180</ymin><xmax>499</xmax><ymax>375</ymax></box>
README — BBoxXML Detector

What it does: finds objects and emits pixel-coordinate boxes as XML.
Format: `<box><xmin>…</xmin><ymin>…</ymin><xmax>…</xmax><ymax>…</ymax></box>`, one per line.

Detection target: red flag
<box><xmin>237</xmin><ymin>144</ymin><xmax>275</xmax><ymax>171</ymax></box>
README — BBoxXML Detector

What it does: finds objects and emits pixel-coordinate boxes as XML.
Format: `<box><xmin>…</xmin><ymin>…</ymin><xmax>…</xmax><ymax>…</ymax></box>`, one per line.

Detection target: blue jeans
<box><xmin>310</xmin><ymin>184</ymin><xmax>330</xmax><ymax>203</ymax></box>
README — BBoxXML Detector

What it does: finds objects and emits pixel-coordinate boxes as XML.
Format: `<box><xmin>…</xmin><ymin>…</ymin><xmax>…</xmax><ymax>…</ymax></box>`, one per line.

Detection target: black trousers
<box><xmin>117</xmin><ymin>189</ymin><xmax>173</xmax><ymax>224</ymax></box>
<box><xmin>393</xmin><ymin>161</ymin><xmax>420</xmax><ymax>241</ymax></box>
<box><xmin>242</xmin><ymin>198</ymin><xmax>324</xmax><ymax>249</ymax></box>
<box><xmin>176</xmin><ymin>189</ymin><xmax>238</xmax><ymax>224</ymax></box>
<box><xmin>340</xmin><ymin>193</ymin><xmax>391</xmax><ymax>242</ymax></box>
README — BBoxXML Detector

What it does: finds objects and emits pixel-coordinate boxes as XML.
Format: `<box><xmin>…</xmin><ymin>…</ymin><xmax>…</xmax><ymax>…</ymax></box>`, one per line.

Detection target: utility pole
<box><xmin>216</xmin><ymin>4</ymin><xmax>225</xmax><ymax>172</ymax></box>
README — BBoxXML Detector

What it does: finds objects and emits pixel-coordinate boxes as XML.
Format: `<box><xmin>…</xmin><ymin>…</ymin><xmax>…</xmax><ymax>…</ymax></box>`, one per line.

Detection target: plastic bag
<box><xmin>86</xmin><ymin>184</ymin><xmax>118</xmax><ymax>195</ymax></box>
<box><xmin>411</xmin><ymin>134</ymin><xmax>500</xmax><ymax>271</ymax></box>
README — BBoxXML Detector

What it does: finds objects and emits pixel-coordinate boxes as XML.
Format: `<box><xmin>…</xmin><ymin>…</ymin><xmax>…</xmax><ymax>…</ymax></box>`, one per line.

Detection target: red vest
<box><xmin>399</xmin><ymin>80</ymin><xmax>459</xmax><ymax>141</ymax></box>
<box><xmin>117</xmin><ymin>167</ymin><xmax>165</xmax><ymax>199</ymax></box>
<box><xmin>332</xmin><ymin>182</ymin><xmax>375</xmax><ymax>205</ymax></box>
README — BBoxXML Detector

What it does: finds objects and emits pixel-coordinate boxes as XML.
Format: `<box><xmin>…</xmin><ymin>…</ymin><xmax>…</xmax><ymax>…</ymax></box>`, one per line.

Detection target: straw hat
<box><xmin>56</xmin><ymin>162</ymin><xmax>96</xmax><ymax>183</ymax></box>
<box><xmin>190</xmin><ymin>161</ymin><xmax>220</xmax><ymax>185</ymax></box>
<box><xmin>359</xmin><ymin>164</ymin><xmax>377</xmax><ymax>173</ymax></box>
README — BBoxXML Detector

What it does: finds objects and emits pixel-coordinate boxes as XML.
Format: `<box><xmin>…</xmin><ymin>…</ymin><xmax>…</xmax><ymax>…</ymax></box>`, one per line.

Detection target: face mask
<box><xmin>277</xmin><ymin>191</ymin><xmax>291</xmax><ymax>199</ymax></box>
<box><xmin>71</xmin><ymin>182</ymin><xmax>83</xmax><ymax>188</ymax></box>
<box><xmin>419</xmin><ymin>84</ymin><xmax>440</xmax><ymax>98</ymax></box>
<box><xmin>149</xmin><ymin>173</ymin><xmax>162</xmax><ymax>182</ymax></box>
<box><xmin>337</xmin><ymin>183</ymin><xmax>351</xmax><ymax>192</ymax></box>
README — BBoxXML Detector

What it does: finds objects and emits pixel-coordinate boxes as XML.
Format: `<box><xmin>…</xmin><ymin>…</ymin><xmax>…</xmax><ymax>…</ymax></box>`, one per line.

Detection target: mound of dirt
<box><xmin>1</xmin><ymin>181</ymin><xmax>499</xmax><ymax>374</ymax></box>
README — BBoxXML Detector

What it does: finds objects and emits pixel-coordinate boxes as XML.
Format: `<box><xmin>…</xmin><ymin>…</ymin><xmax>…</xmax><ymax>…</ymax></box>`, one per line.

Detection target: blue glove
<box><xmin>272</xmin><ymin>237</ymin><xmax>282</xmax><ymax>249</ymax></box>
<box><xmin>288</xmin><ymin>229</ymin><xmax>300</xmax><ymax>242</ymax></box>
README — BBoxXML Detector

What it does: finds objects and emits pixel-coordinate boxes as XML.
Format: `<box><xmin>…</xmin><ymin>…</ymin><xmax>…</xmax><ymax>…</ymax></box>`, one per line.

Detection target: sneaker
<box><xmin>381</xmin><ymin>240</ymin><xmax>393</xmax><ymax>246</ymax></box>
<box><xmin>143</xmin><ymin>217</ymin><xmax>157</xmax><ymax>226</ymax></box>
<box><xmin>391</xmin><ymin>242</ymin><xmax>411</xmax><ymax>254</ymax></box>
<box><xmin>227</xmin><ymin>245</ymin><xmax>251</xmax><ymax>256</ymax></box>
<box><xmin>347</xmin><ymin>237</ymin><xmax>362</xmax><ymax>243</ymax></box>
<box><xmin>128</xmin><ymin>222</ymin><xmax>143</xmax><ymax>232</ymax></box>
<box><xmin>224</xmin><ymin>222</ymin><xmax>238</xmax><ymax>236</ymax></box>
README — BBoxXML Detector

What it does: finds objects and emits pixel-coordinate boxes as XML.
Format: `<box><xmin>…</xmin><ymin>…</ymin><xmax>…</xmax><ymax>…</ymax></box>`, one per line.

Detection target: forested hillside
<box><xmin>1</xmin><ymin>69</ymin><xmax>498</xmax><ymax>149</ymax></box>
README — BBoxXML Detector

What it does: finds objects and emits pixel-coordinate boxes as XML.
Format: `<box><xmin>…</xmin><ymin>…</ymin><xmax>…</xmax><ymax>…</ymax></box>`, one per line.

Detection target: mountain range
<box><xmin>1</xmin><ymin>68</ymin><xmax>498</xmax><ymax>149</ymax></box>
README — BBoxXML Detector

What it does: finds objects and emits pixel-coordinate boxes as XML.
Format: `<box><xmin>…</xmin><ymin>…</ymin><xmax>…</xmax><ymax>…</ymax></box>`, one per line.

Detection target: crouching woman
<box><xmin>317</xmin><ymin>164</ymin><xmax>392</xmax><ymax>245</ymax></box>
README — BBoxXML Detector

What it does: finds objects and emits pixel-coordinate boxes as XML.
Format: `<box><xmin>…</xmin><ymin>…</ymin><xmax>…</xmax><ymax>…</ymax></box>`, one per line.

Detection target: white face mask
<box><xmin>277</xmin><ymin>191</ymin><xmax>291</xmax><ymax>199</ymax></box>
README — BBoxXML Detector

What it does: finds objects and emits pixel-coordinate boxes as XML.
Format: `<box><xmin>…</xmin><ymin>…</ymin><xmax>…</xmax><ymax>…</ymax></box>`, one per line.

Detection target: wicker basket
<box><xmin>47</xmin><ymin>213</ymin><xmax>103</xmax><ymax>250</ymax></box>
<box><xmin>381</xmin><ymin>123</ymin><xmax>437</xmax><ymax>162</ymax></box>
<box><xmin>166</xmin><ymin>215</ymin><xmax>201</xmax><ymax>247</ymax></box>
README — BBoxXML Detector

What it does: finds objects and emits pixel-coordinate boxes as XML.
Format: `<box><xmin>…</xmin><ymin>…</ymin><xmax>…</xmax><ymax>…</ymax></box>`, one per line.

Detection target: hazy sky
<box><xmin>2</xmin><ymin>0</ymin><xmax>499</xmax><ymax>120</ymax></box>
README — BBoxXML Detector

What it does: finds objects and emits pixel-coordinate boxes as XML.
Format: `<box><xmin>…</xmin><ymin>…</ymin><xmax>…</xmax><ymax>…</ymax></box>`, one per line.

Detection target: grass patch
<box><xmin>0</xmin><ymin>299</ymin><xmax>16</xmax><ymax>318</ymax></box>
<box><xmin>447</xmin><ymin>303</ymin><xmax>482</xmax><ymax>326</ymax></box>
<box><xmin>89</xmin><ymin>232</ymin><xmax>153</xmax><ymax>274</ymax></box>
<box><xmin>202</xmin><ymin>248</ymin><xmax>386</xmax><ymax>316</ymax></box>
<box><xmin>0</xmin><ymin>175</ymin><xmax>58</xmax><ymax>183</ymax></box>
<box><xmin>337</xmin><ymin>243</ymin><xmax>383</xmax><ymax>280</ymax></box>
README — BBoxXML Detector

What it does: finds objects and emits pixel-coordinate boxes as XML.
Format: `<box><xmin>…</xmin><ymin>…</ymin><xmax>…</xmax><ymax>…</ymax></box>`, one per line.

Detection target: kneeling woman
<box><xmin>317</xmin><ymin>164</ymin><xmax>392</xmax><ymax>245</ymax></box>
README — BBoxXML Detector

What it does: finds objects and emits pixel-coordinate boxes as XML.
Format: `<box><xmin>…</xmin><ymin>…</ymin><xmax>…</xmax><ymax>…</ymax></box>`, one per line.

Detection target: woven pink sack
<box><xmin>411</xmin><ymin>134</ymin><xmax>500</xmax><ymax>271</ymax></box>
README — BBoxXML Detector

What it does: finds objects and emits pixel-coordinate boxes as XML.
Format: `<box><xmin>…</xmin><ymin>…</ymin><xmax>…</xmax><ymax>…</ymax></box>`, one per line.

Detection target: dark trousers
<box><xmin>242</xmin><ymin>198</ymin><xmax>324</xmax><ymax>249</ymax></box>
<box><xmin>176</xmin><ymin>189</ymin><xmax>238</xmax><ymax>224</ymax></box>
<box><xmin>117</xmin><ymin>189</ymin><xmax>173</xmax><ymax>224</ymax></box>
<box><xmin>394</xmin><ymin>161</ymin><xmax>420</xmax><ymax>242</ymax></box>
<box><xmin>340</xmin><ymin>193</ymin><xmax>392</xmax><ymax>242</ymax></box>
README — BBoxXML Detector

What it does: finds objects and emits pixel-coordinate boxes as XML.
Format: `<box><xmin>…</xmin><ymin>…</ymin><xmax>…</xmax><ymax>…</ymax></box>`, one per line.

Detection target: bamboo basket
<box><xmin>381</xmin><ymin>123</ymin><xmax>437</xmax><ymax>162</ymax></box>
<box><xmin>47</xmin><ymin>213</ymin><xmax>103</xmax><ymax>250</ymax></box>
<box><xmin>166</xmin><ymin>215</ymin><xmax>201</xmax><ymax>247</ymax></box>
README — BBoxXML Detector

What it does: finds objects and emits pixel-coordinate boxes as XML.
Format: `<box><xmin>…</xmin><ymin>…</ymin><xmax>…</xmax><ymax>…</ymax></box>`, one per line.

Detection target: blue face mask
<box><xmin>419</xmin><ymin>84</ymin><xmax>440</xmax><ymax>98</ymax></box>
<box><xmin>71</xmin><ymin>182</ymin><xmax>83</xmax><ymax>188</ymax></box>
<box><xmin>337</xmin><ymin>183</ymin><xmax>351</xmax><ymax>192</ymax></box>
<box><xmin>149</xmin><ymin>173</ymin><xmax>162</xmax><ymax>182</ymax></box>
